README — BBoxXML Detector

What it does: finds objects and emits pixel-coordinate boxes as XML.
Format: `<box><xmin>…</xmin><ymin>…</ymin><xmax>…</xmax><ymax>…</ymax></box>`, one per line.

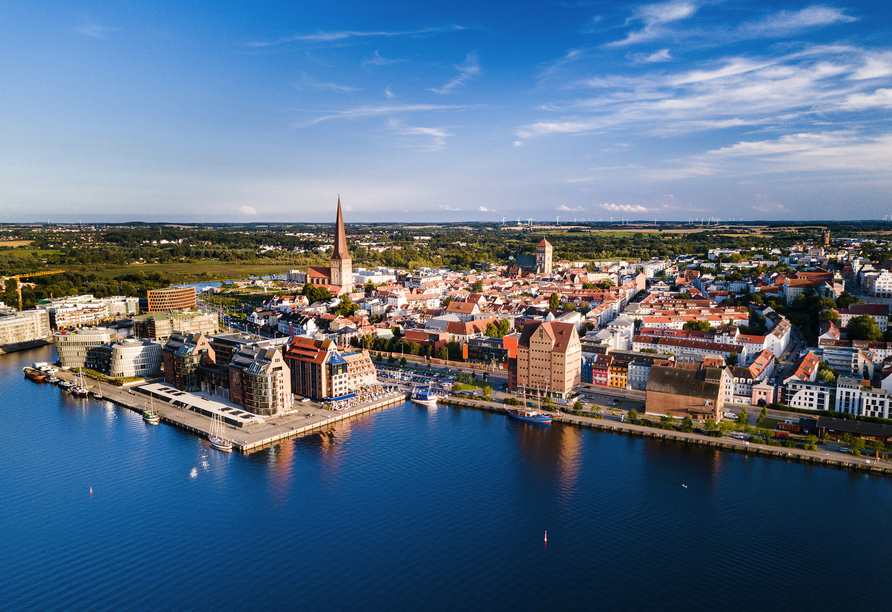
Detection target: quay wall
<box><xmin>439</xmin><ymin>397</ymin><xmax>892</xmax><ymax>476</ymax></box>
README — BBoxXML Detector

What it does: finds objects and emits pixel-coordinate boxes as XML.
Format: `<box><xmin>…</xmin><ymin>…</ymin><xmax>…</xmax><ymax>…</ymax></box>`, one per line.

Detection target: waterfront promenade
<box><xmin>52</xmin><ymin>370</ymin><xmax>407</xmax><ymax>453</ymax></box>
<box><xmin>439</xmin><ymin>396</ymin><xmax>892</xmax><ymax>476</ymax></box>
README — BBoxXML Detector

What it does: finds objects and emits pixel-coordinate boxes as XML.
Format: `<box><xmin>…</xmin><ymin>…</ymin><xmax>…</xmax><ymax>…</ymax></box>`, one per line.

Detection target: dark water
<box><xmin>2</xmin><ymin>346</ymin><xmax>890</xmax><ymax>611</ymax></box>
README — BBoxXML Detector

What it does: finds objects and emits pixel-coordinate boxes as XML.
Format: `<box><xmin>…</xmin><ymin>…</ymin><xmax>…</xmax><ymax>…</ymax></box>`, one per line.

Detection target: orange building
<box><xmin>147</xmin><ymin>286</ymin><xmax>197</xmax><ymax>313</ymax></box>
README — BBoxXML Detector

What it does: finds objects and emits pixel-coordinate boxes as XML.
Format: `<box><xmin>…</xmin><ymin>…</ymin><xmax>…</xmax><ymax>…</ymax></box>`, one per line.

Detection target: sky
<box><xmin>1</xmin><ymin>1</ymin><xmax>890</xmax><ymax>223</ymax></box>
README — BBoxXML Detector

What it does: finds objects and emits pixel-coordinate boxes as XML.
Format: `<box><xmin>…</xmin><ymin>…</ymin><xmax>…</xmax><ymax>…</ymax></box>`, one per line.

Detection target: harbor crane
<box><xmin>1</xmin><ymin>270</ymin><xmax>66</xmax><ymax>310</ymax></box>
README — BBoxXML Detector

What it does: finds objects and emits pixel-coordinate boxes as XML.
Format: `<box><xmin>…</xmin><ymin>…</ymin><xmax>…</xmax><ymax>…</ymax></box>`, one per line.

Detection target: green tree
<box><xmin>483</xmin><ymin>386</ymin><xmax>493</xmax><ymax>401</ymax></box>
<box><xmin>471</xmin><ymin>280</ymin><xmax>484</xmax><ymax>293</ymax></box>
<box><xmin>573</xmin><ymin>400</ymin><xmax>584</xmax><ymax>411</ymax></box>
<box><xmin>549</xmin><ymin>292</ymin><xmax>560</xmax><ymax>310</ymax></box>
<box><xmin>400</xmin><ymin>357</ymin><xmax>407</xmax><ymax>367</ymax></box>
<box><xmin>851</xmin><ymin>437</ymin><xmax>865</xmax><ymax>456</ymax></box>
<box><xmin>682</xmin><ymin>320</ymin><xmax>712</xmax><ymax>332</ymax></box>
<box><xmin>736</xmin><ymin>409</ymin><xmax>748</xmax><ymax>426</ymax></box>
<box><xmin>848</xmin><ymin>314</ymin><xmax>883</xmax><ymax>342</ymax></box>
<box><xmin>727</xmin><ymin>352</ymin><xmax>738</xmax><ymax>366</ymax></box>
<box><xmin>757</xmin><ymin>406</ymin><xmax>767</xmax><ymax>427</ymax></box>
<box><xmin>704</xmin><ymin>419</ymin><xmax>717</xmax><ymax>431</ymax></box>
<box><xmin>628</xmin><ymin>408</ymin><xmax>639</xmax><ymax>421</ymax></box>
<box><xmin>435</xmin><ymin>346</ymin><xmax>448</xmax><ymax>360</ymax></box>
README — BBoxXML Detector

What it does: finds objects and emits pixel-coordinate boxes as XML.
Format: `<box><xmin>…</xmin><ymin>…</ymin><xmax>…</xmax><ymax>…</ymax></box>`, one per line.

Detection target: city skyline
<box><xmin>1</xmin><ymin>1</ymin><xmax>890</xmax><ymax>223</ymax></box>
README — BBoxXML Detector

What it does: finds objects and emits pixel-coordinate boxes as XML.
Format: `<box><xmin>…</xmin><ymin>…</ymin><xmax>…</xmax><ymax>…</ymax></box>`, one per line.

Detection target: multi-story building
<box><xmin>283</xmin><ymin>336</ymin><xmax>378</xmax><ymax>400</ymax></box>
<box><xmin>0</xmin><ymin>309</ymin><xmax>51</xmax><ymax>346</ymax></box>
<box><xmin>147</xmin><ymin>286</ymin><xmax>197</xmax><ymax>312</ymax></box>
<box><xmin>162</xmin><ymin>332</ymin><xmax>216</xmax><ymax>391</ymax></box>
<box><xmin>132</xmin><ymin>311</ymin><xmax>218</xmax><ymax>340</ymax></box>
<box><xmin>835</xmin><ymin>376</ymin><xmax>891</xmax><ymax>418</ymax></box>
<box><xmin>509</xmin><ymin>320</ymin><xmax>581</xmax><ymax>400</ymax></box>
<box><xmin>645</xmin><ymin>365</ymin><xmax>725</xmax><ymax>421</ymax></box>
<box><xmin>55</xmin><ymin>327</ymin><xmax>117</xmax><ymax>368</ymax></box>
<box><xmin>228</xmin><ymin>346</ymin><xmax>292</xmax><ymax>416</ymax></box>
<box><xmin>784</xmin><ymin>379</ymin><xmax>835</xmax><ymax>411</ymax></box>
<box><xmin>88</xmin><ymin>338</ymin><xmax>161</xmax><ymax>378</ymax></box>
<box><xmin>36</xmin><ymin>295</ymin><xmax>139</xmax><ymax>329</ymax></box>
<box><xmin>834</xmin><ymin>303</ymin><xmax>889</xmax><ymax>331</ymax></box>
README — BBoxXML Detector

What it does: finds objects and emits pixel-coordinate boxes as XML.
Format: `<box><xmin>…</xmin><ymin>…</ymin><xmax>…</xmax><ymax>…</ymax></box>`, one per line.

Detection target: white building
<box><xmin>55</xmin><ymin>327</ymin><xmax>117</xmax><ymax>368</ymax></box>
<box><xmin>0</xmin><ymin>309</ymin><xmax>51</xmax><ymax>346</ymax></box>
<box><xmin>108</xmin><ymin>338</ymin><xmax>162</xmax><ymax>378</ymax></box>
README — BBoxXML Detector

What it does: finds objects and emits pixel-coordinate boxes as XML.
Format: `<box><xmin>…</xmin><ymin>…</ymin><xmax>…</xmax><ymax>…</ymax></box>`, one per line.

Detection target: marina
<box><xmin>49</xmin><ymin>369</ymin><xmax>408</xmax><ymax>453</ymax></box>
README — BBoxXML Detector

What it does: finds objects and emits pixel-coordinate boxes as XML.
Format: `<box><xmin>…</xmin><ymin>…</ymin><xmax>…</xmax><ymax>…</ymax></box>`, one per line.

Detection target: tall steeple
<box><xmin>329</xmin><ymin>194</ymin><xmax>353</xmax><ymax>292</ymax></box>
<box><xmin>332</xmin><ymin>194</ymin><xmax>349</xmax><ymax>261</ymax></box>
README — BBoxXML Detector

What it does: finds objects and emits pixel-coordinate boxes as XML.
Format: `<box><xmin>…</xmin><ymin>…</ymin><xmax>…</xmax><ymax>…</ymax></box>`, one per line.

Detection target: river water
<box><xmin>1</xmin><ymin>345</ymin><xmax>890</xmax><ymax>611</ymax></box>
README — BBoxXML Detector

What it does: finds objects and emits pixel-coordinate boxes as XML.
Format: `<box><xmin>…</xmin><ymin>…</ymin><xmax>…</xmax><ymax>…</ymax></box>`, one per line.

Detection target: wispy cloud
<box><xmin>298</xmin><ymin>73</ymin><xmax>359</xmax><ymax>93</ymax></box>
<box><xmin>430</xmin><ymin>52</ymin><xmax>481</xmax><ymax>94</ymax></box>
<box><xmin>733</xmin><ymin>6</ymin><xmax>856</xmax><ymax>39</ymax></box>
<box><xmin>249</xmin><ymin>25</ymin><xmax>467</xmax><ymax>47</ymax></box>
<box><xmin>839</xmin><ymin>88</ymin><xmax>892</xmax><ymax>110</ymax></box>
<box><xmin>384</xmin><ymin>86</ymin><xmax>395</xmax><ymax>99</ymax></box>
<box><xmin>76</xmin><ymin>20</ymin><xmax>117</xmax><ymax>38</ymax></box>
<box><xmin>629</xmin><ymin>48</ymin><xmax>674</xmax><ymax>63</ymax></box>
<box><xmin>605</xmin><ymin>1</ymin><xmax>697</xmax><ymax>47</ymax></box>
<box><xmin>239</xmin><ymin>206</ymin><xmax>257</xmax><ymax>216</ymax></box>
<box><xmin>520</xmin><ymin>45</ymin><xmax>892</xmax><ymax>141</ymax></box>
<box><xmin>558</xmin><ymin>205</ymin><xmax>585</xmax><ymax>211</ymax></box>
<box><xmin>388</xmin><ymin>119</ymin><xmax>453</xmax><ymax>151</ymax></box>
<box><xmin>299</xmin><ymin>103</ymin><xmax>469</xmax><ymax>127</ymax></box>
<box><xmin>752</xmin><ymin>194</ymin><xmax>789</xmax><ymax>214</ymax></box>
<box><xmin>363</xmin><ymin>51</ymin><xmax>406</xmax><ymax>67</ymax></box>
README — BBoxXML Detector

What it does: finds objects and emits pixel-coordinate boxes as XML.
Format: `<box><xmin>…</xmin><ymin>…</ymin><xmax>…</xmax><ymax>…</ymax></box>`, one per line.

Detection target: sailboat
<box><xmin>70</xmin><ymin>370</ymin><xmax>89</xmax><ymax>397</ymax></box>
<box><xmin>209</xmin><ymin>413</ymin><xmax>233</xmax><ymax>452</ymax></box>
<box><xmin>143</xmin><ymin>396</ymin><xmax>160</xmax><ymax>425</ymax></box>
<box><xmin>91</xmin><ymin>379</ymin><xmax>104</xmax><ymax>400</ymax></box>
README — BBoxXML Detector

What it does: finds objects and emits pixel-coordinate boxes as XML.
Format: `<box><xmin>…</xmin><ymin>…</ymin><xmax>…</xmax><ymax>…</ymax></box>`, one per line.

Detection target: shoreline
<box><xmin>438</xmin><ymin>397</ymin><xmax>892</xmax><ymax>476</ymax></box>
<box><xmin>43</xmin><ymin>369</ymin><xmax>892</xmax><ymax>474</ymax></box>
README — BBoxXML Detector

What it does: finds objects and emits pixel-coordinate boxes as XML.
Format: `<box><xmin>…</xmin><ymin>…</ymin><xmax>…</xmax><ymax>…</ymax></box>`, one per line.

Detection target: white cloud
<box><xmin>363</xmin><ymin>51</ymin><xmax>406</xmax><ymax>67</ymax></box>
<box><xmin>513</xmin><ymin>140</ymin><xmax>524</xmax><ymax>147</ymax></box>
<box><xmin>298</xmin><ymin>73</ymin><xmax>359</xmax><ymax>93</ymax></box>
<box><xmin>299</xmin><ymin>103</ymin><xmax>468</xmax><ymax>127</ymax></box>
<box><xmin>249</xmin><ymin>25</ymin><xmax>467</xmax><ymax>47</ymax></box>
<box><xmin>478</xmin><ymin>206</ymin><xmax>494</xmax><ymax>212</ymax></box>
<box><xmin>752</xmin><ymin>194</ymin><xmax>789</xmax><ymax>214</ymax></box>
<box><xmin>430</xmin><ymin>52</ymin><xmax>481</xmax><ymax>94</ymax></box>
<box><xmin>839</xmin><ymin>88</ymin><xmax>892</xmax><ymax>110</ymax></box>
<box><xmin>558</xmin><ymin>205</ymin><xmax>585</xmax><ymax>211</ymax></box>
<box><xmin>388</xmin><ymin>119</ymin><xmax>452</xmax><ymax>151</ymax></box>
<box><xmin>384</xmin><ymin>86</ymin><xmax>395</xmax><ymax>99</ymax></box>
<box><xmin>734</xmin><ymin>6</ymin><xmax>856</xmax><ymax>39</ymax></box>
<box><xmin>606</xmin><ymin>1</ymin><xmax>697</xmax><ymax>47</ymax></box>
<box><xmin>600</xmin><ymin>203</ymin><xmax>648</xmax><ymax>212</ymax></box>
<box><xmin>438</xmin><ymin>204</ymin><xmax>461</xmax><ymax>211</ymax></box>
<box><xmin>239</xmin><ymin>206</ymin><xmax>257</xmax><ymax>215</ymax></box>
<box><xmin>850</xmin><ymin>51</ymin><xmax>892</xmax><ymax>80</ymax></box>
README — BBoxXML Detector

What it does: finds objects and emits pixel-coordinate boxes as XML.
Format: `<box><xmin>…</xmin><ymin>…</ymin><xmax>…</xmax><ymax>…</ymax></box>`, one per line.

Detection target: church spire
<box><xmin>332</xmin><ymin>194</ymin><xmax>349</xmax><ymax>261</ymax></box>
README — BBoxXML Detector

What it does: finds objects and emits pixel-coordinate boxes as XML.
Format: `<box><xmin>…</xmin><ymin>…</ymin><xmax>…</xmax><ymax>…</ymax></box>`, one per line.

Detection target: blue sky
<box><xmin>1</xmin><ymin>1</ymin><xmax>890</xmax><ymax>223</ymax></box>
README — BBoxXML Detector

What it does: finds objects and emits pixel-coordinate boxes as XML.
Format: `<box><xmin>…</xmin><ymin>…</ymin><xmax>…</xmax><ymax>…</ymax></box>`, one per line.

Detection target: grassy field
<box><xmin>0</xmin><ymin>240</ymin><xmax>34</xmax><ymax>248</ymax></box>
<box><xmin>1</xmin><ymin>248</ymin><xmax>61</xmax><ymax>258</ymax></box>
<box><xmin>80</xmin><ymin>261</ymin><xmax>299</xmax><ymax>282</ymax></box>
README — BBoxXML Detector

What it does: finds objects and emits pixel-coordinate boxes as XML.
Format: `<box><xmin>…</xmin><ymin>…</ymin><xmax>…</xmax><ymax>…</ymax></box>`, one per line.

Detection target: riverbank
<box><xmin>50</xmin><ymin>369</ymin><xmax>407</xmax><ymax>453</ymax></box>
<box><xmin>0</xmin><ymin>337</ymin><xmax>52</xmax><ymax>356</ymax></box>
<box><xmin>439</xmin><ymin>396</ymin><xmax>892</xmax><ymax>476</ymax></box>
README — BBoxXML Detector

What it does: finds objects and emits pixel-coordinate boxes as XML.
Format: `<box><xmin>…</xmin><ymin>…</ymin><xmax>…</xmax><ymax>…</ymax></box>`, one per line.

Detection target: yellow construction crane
<box><xmin>0</xmin><ymin>270</ymin><xmax>66</xmax><ymax>310</ymax></box>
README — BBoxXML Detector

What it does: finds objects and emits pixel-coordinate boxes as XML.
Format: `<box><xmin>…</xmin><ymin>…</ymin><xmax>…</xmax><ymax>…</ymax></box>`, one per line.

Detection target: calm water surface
<box><xmin>1</xmin><ymin>346</ymin><xmax>890</xmax><ymax>611</ymax></box>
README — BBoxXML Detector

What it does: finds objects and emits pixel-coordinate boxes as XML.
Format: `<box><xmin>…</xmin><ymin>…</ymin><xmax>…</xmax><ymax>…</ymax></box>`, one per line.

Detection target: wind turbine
<box><xmin>527</xmin><ymin>217</ymin><xmax>533</xmax><ymax>226</ymax></box>
<box><xmin>556</xmin><ymin>216</ymin><xmax>560</xmax><ymax>225</ymax></box>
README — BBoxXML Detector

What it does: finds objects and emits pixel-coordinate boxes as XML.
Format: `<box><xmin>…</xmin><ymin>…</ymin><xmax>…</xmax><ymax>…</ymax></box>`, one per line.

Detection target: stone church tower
<box><xmin>535</xmin><ymin>238</ymin><xmax>553</xmax><ymax>274</ymax></box>
<box><xmin>330</xmin><ymin>196</ymin><xmax>353</xmax><ymax>292</ymax></box>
